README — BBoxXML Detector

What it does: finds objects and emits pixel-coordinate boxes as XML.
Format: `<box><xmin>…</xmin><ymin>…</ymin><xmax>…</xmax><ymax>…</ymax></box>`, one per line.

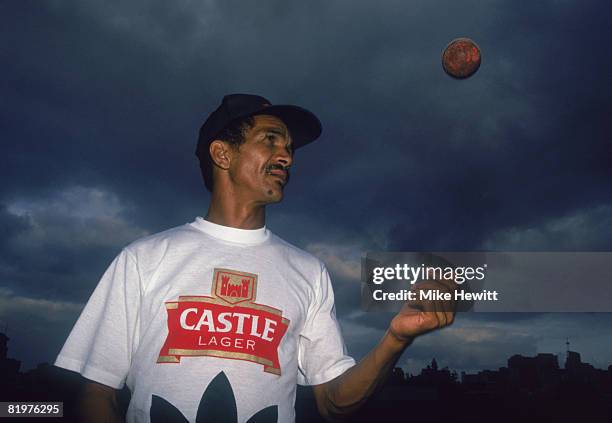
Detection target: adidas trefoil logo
<box><xmin>150</xmin><ymin>372</ymin><xmax>278</xmax><ymax>422</ymax></box>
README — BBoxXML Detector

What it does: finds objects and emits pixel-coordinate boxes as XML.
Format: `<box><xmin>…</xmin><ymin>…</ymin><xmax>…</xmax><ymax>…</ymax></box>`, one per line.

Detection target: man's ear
<box><xmin>209</xmin><ymin>140</ymin><xmax>233</xmax><ymax>170</ymax></box>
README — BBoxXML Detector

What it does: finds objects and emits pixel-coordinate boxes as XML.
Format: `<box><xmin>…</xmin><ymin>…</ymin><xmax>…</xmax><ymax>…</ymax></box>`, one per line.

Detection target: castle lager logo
<box><xmin>157</xmin><ymin>268</ymin><xmax>290</xmax><ymax>375</ymax></box>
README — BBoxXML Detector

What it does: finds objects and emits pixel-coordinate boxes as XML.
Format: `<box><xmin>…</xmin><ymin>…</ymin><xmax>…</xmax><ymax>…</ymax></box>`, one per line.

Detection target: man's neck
<box><xmin>205</xmin><ymin>189</ymin><xmax>266</xmax><ymax>230</ymax></box>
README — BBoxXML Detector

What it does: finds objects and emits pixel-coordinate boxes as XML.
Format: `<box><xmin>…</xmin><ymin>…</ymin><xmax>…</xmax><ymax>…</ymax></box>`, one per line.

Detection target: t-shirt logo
<box><xmin>157</xmin><ymin>268</ymin><xmax>290</xmax><ymax>375</ymax></box>
<box><xmin>215</xmin><ymin>269</ymin><xmax>256</xmax><ymax>304</ymax></box>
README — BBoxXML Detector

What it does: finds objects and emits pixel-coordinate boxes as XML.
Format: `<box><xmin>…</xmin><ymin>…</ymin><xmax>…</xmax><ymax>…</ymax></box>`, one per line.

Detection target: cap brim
<box><xmin>252</xmin><ymin>105</ymin><xmax>322</xmax><ymax>149</ymax></box>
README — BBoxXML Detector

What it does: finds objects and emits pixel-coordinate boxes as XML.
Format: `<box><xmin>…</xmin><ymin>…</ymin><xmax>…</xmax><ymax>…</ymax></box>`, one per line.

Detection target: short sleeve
<box><xmin>297</xmin><ymin>265</ymin><xmax>356</xmax><ymax>386</ymax></box>
<box><xmin>54</xmin><ymin>248</ymin><xmax>142</xmax><ymax>389</ymax></box>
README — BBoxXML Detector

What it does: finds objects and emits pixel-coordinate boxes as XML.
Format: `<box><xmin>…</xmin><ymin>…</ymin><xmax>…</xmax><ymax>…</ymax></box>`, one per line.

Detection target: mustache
<box><xmin>265</xmin><ymin>163</ymin><xmax>291</xmax><ymax>172</ymax></box>
<box><xmin>265</xmin><ymin>163</ymin><xmax>291</xmax><ymax>184</ymax></box>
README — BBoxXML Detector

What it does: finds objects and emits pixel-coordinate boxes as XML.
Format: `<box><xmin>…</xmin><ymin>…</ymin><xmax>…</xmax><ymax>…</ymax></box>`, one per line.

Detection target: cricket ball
<box><xmin>442</xmin><ymin>38</ymin><xmax>481</xmax><ymax>79</ymax></box>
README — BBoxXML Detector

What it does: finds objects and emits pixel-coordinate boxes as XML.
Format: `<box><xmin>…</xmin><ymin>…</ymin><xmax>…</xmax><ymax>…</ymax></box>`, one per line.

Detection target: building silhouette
<box><xmin>0</xmin><ymin>332</ymin><xmax>21</xmax><ymax>386</ymax></box>
<box><xmin>1</xmin><ymin>331</ymin><xmax>611</xmax><ymax>422</ymax></box>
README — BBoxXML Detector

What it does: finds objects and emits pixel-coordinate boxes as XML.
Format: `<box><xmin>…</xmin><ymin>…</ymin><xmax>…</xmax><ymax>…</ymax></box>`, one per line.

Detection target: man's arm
<box><xmin>78</xmin><ymin>381</ymin><xmax>124</xmax><ymax>423</ymax></box>
<box><xmin>313</xmin><ymin>279</ymin><xmax>456</xmax><ymax>421</ymax></box>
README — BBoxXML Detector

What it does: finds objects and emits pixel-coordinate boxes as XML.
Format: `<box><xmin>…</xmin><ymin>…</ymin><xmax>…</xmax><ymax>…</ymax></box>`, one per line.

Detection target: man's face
<box><xmin>227</xmin><ymin>114</ymin><xmax>293</xmax><ymax>204</ymax></box>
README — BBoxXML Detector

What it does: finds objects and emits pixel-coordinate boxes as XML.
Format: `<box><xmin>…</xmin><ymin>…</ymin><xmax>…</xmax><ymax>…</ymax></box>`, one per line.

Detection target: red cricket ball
<box><xmin>442</xmin><ymin>38</ymin><xmax>482</xmax><ymax>79</ymax></box>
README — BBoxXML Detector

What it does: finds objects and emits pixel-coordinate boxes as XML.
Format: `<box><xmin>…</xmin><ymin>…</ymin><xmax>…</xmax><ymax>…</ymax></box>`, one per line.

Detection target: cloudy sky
<box><xmin>1</xmin><ymin>0</ymin><xmax>611</xmax><ymax>375</ymax></box>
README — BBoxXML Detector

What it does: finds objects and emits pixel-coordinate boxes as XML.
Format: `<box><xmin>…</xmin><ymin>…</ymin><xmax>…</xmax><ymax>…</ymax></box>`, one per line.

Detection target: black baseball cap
<box><xmin>195</xmin><ymin>94</ymin><xmax>322</xmax><ymax>157</ymax></box>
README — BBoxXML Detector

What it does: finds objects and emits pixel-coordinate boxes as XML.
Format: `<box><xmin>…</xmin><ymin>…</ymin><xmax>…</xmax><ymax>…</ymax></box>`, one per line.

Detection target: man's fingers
<box><xmin>433</xmin><ymin>297</ymin><xmax>448</xmax><ymax>328</ymax></box>
<box><xmin>416</xmin><ymin>298</ymin><xmax>445</xmax><ymax>331</ymax></box>
<box><xmin>435</xmin><ymin>290</ymin><xmax>455</xmax><ymax>327</ymax></box>
<box><xmin>418</xmin><ymin>278</ymin><xmax>457</xmax><ymax>318</ymax></box>
<box><xmin>398</xmin><ymin>278</ymin><xmax>458</xmax><ymax>336</ymax></box>
<box><xmin>439</xmin><ymin>303</ymin><xmax>454</xmax><ymax>327</ymax></box>
<box><xmin>424</xmin><ymin>268</ymin><xmax>458</xmax><ymax>293</ymax></box>
<box><xmin>420</xmin><ymin>286</ymin><xmax>455</xmax><ymax>329</ymax></box>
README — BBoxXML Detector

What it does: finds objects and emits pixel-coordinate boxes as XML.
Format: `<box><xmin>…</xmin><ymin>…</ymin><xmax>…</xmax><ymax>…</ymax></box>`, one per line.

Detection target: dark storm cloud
<box><xmin>377</xmin><ymin>1</ymin><xmax>612</xmax><ymax>251</ymax></box>
<box><xmin>0</xmin><ymin>205</ymin><xmax>30</xmax><ymax>249</ymax></box>
<box><xmin>3</xmin><ymin>0</ymin><xmax>610</xmax><ymax>242</ymax></box>
<box><xmin>1</xmin><ymin>0</ymin><xmax>610</xmax><ymax>370</ymax></box>
<box><xmin>0</xmin><ymin>187</ymin><xmax>149</xmax><ymax>301</ymax></box>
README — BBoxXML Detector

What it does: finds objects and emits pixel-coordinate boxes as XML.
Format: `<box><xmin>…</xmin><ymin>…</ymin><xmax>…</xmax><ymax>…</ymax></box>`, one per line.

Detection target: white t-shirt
<box><xmin>55</xmin><ymin>217</ymin><xmax>355</xmax><ymax>422</ymax></box>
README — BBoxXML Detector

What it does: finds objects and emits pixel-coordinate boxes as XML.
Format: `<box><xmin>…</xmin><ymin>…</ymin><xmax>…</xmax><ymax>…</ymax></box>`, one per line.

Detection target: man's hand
<box><xmin>388</xmin><ymin>274</ymin><xmax>457</xmax><ymax>344</ymax></box>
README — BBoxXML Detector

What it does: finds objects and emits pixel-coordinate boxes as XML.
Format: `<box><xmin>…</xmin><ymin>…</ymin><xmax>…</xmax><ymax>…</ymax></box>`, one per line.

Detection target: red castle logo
<box><xmin>157</xmin><ymin>268</ymin><xmax>289</xmax><ymax>375</ymax></box>
<box><xmin>220</xmin><ymin>276</ymin><xmax>248</xmax><ymax>298</ymax></box>
<box><xmin>216</xmin><ymin>271</ymin><xmax>255</xmax><ymax>304</ymax></box>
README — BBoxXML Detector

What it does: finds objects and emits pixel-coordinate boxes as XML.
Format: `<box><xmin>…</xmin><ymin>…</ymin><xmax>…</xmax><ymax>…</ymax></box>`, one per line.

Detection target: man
<box><xmin>55</xmin><ymin>94</ymin><xmax>455</xmax><ymax>422</ymax></box>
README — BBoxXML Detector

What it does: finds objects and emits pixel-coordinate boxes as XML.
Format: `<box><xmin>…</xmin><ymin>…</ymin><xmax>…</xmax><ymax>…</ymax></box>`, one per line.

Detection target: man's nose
<box><xmin>276</xmin><ymin>146</ymin><xmax>293</xmax><ymax>168</ymax></box>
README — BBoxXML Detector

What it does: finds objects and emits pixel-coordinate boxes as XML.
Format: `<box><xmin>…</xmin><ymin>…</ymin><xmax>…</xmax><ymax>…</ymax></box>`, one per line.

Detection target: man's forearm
<box><xmin>315</xmin><ymin>330</ymin><xmax>412</xmax><ymax>420</ymax></box>
<box><xmin>316</xmin><ymin>277</ymin><xmax>456</xmax><ymax>421</ymax></box>
<box><xmin>78</xmin><ymin>382</ymin><xmax>124</xmax><ymax>423</ymax></box>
